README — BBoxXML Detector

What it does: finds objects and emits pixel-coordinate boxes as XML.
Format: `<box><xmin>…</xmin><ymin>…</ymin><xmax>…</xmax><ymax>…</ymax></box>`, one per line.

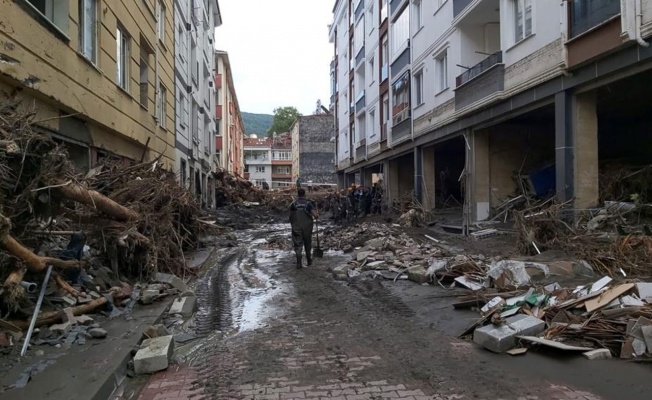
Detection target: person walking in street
<box><xmin>289</xmin><ymin>188</ymin><xmax>317</xmax><ymax>269</ymax></box>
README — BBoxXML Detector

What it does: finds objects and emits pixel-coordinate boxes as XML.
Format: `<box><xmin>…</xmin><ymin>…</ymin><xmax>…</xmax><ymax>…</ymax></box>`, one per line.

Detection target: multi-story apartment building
<box><xmin>174</xmin><ymin>0</ymin><xmax>222</xmax><ymax>208</ymax></box>
<box><xmin>330</xmin><ymin>0</ymin><xmax>652</xmax><ymax>226</ymax></box>
<box><xmin>243</xmin><ymin>136</ymin><xmax>272</xmax><ymax>187</ymax></box>
<box><xmin>271</xmin><ymin>132</ymin><xmax>293</xmax><ymax>188</ymax></box>
<box><xmin>215</xmin><ymin>50</ymin><xmax>244</xmax><ymax>177</ymax></box>
<box><xmin>243</xmin><ymin>133</ymin><xmax>293</xmax><ymax>188</ymax></box>
<box><xmin>0</xmin><ymin>0</ymin><xmax>176</xmax><ymax>171</ymax></box>
<box><xmin>290</xmin><ymin>115</ymin><xmax>336</xmax><ymax>185</ymax></box>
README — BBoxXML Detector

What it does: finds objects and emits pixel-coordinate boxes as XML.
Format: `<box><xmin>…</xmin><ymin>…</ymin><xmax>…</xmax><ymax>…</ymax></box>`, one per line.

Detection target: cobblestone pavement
<box><xmin>138</xmin><ymin>232</ymin><xmax>631</xmax><ymax>400</ymax></box>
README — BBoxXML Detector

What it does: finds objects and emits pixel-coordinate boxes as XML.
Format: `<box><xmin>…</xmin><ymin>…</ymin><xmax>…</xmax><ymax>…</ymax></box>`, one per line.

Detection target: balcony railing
<box><xmin>570</xmin><ymin>0</ymin><xmax>620</xmax><ymax>39</ymax></box>
<box><xmin>456</xmin><ymin>51</ymin><xmax>503</xmax><ymax>87</ymax></box>
<box><xmin>355</xmin><ymin>92</ymin><xmax>366</xmax><ymax>114</ymax></box>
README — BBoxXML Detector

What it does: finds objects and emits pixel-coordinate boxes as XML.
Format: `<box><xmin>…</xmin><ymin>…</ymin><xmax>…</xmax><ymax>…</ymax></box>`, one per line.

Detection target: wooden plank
<box><xmin>585</xmin><ymin>284</ymin><xmax>635</xmax><ymax>313</ymax></box>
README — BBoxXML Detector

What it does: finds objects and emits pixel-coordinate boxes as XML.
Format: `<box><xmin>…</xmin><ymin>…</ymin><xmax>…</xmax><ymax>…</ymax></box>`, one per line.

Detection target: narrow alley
<box><xmin>137</xmin><ymin>223</ymin><xmax>652</xmax><ymax>400</ymax></box>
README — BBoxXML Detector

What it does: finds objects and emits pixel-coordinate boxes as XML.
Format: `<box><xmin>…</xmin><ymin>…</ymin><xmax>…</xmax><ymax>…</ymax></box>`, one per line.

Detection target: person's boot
<box><xmin>296</xmin><ymin>253</ymin><xmax>303</xmax><ymax>269</ymax></box>
<box><xmin>307</xmin><ymin>256</ymin><xmax>313</xmax><ymax>266</ymax></box>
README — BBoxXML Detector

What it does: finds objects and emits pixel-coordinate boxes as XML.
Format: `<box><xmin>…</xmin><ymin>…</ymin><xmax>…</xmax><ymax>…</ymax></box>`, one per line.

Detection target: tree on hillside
<box><xmin>266</xmin><ymin>107</ymin><xmax>302</xmax><ymax>136</ymax></box>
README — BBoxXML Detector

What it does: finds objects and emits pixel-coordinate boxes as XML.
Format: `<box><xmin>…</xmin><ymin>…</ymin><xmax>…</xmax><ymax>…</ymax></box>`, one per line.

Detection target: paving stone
<box><xmin>134</xmin><ymin>335</ymin><xmax>175</xmax><ymax>375</ymax></box>
<box><xmin>473</xmin><ymin>315</ymin><xmax>545</xmax><ymax>353</ymax></box>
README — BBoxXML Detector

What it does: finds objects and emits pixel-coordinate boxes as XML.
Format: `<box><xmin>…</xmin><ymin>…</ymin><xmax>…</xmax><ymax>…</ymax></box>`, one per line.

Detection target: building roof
<box><xmin>244</xmin><ymin>136</ymin><xmax>272</xmax><ymax>148</ymax></box>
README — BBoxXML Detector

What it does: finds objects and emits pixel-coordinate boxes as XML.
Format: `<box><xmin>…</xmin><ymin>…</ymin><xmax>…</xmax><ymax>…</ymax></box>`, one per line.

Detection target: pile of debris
<box><xmin>321</xmin><ymin>222</ymin><xmax>401</xmax><ymax>253</ymax></box>
<box><xmin>0</xmin><ymin>98</ymin><xmax>217</xmax><ymax>333</ymax></box>
<box><xmin>461</xmin><ymin>275</ymin><xmax>652</xmax><ymax>360</ymax></box>
<box><xmin>214</xmin><ymin>169</ymin><xmax>266</xmax><ymax>206</ymax></box>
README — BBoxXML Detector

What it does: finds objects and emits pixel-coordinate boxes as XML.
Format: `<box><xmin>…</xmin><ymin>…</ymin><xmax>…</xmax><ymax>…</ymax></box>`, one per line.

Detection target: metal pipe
<box><xmin>21</xmin><ymin>265</ymin><xmax>53</xmax><ymax>357</ymax></box>
<box><xmin>20</xmin><ymin>281</ymin><xmax>37</xmax><ymax>294</ymax></box>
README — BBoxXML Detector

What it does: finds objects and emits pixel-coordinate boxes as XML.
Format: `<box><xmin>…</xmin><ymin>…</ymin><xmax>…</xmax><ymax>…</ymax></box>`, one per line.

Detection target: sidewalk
<box><xmin>138</xmin><ymin>364</ymin><xmax>204</xmax><ymax>400</ymax></box>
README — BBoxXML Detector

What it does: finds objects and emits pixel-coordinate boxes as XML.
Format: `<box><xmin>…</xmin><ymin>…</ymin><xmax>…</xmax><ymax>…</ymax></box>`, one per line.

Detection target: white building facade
<box><xmin>331</xmin><ymin>0</ymin><xmax>652</xmax><ymax>226</ymax></box>
<box><xmin>174</xmin><ymin>0</ymin><xmax>222</xmax><ymax>207</ymax></box>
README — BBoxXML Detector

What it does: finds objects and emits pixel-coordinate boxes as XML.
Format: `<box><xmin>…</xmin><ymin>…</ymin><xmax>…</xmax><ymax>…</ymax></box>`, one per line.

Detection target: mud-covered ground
<box><xmin>138</xmin><ymin>220</ymin><xmax>652</xmax><ymax>400</ymax></box>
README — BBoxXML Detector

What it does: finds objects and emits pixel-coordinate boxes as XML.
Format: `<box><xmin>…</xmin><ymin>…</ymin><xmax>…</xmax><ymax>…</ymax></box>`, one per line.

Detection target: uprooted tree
<box><xmin>0</xmin><ymin>97</ymin><xmax>220</xmax><ymax>321</ymax></box>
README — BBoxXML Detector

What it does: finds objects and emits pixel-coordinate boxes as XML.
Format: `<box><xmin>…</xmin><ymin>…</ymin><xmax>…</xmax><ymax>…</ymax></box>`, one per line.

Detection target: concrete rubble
<box><xmin>133</xmin><ymin>335</ymin><xmax>175</xmax><ymax>375</ymax></box>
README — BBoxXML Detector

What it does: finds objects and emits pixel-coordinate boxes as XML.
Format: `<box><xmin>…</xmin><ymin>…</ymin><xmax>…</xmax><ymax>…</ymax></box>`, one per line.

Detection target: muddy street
<box><xmin>137</xmin><ymin>224</ymin><xmax>652</xmax><ymax>400</ymax></box>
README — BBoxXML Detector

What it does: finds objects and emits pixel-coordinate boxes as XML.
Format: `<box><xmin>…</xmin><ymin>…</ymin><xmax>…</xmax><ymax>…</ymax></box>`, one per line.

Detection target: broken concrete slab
<box><xmin>154</xmin><ymin>273</ymin><xmax>187</xmax><ymax>292</ymax></box>
<box><xmin>366</xmin><ymin>261</ymin><xmax>386</xmax><ymax>269</ymax></box>
<box><xmin>50</xmin><ymin>322</ymin><xmax>72</xmax><ymax>335</ymax></box>
<box><xmin>641</xmin><ymin>325</ymin><xmax>652</xmax><ymax>351</ymax></box>
<box><xmin>62</xmin><ymin>308</ymin><xmax>77</xmax><ymax>325</ymax></box>
<box><xmin>407</xmin><ymin>266</ymin><xmax>429</xmax><ymax>284</ymax></box>
<box><xmin>473</xmin><ymin>315</ymin><xmax>545</xmax><ymax>353</ymax></box>
<box><xmin>75</xmin><ymin>315</ymin><xmax>94</xmax><ymax>326</ymax></box>
<box><xmin>517</xmin><ymin>336</ymin><xmax>594</xmax><ymax>351</ymax></box>
<box><xmin>143</xmin><ymin>325</ymin><xmax>171</xmax><ymax>340</ymax></box>
<box><xmin>583</xmin><ymin>349</ymin><xmax>612</xmax><ymax>360</ymax></box>
<box><xmin>636</xmin><ymin>283</ymin><xmax>652</xmax><ymax>299</ymax></box>
<box><xmin>168</xmin><ymin>296</ymin><xmax>197</xmax><ymax>317</ymax></box>
<box><xmin>356</xmin><ymin>251</ymin><xmax>373</xmax><ymax>262</ymax></box>
<box><xmin>134</xmin><ymin>335</ymin><xmax>175</xmax><ymax>375</ymax></box>
<box><xmin>332</xmin><ymin>265</ymin><xmax>350</xmax><ymax>281</ymax></box>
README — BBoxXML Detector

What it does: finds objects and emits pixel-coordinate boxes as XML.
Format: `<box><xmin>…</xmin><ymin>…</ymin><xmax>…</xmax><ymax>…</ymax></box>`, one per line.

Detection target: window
<box><xmin>116</xmin><ymin>26</ymin><xmax>130</xmax><ymax>90</ymax></box>
<box><xmin>180</xmin><ymin>159</ymin><xmax>187</xmax><ymax>186</ymax></box>
<box><xmin>392</xmin><ymin>72</ymin><xmax>410</xmax><ymax>125</ymax></box>
<box><xmin>179</xmin><ymin>91</ymin><xmax>187</xmax><ymax>127</ymax></box>
<box><xmin>367</xmin><ymin>2</ymin><xmax>375</xmax><ymax>36</ymax></box>
<box><xmin>381</xmin><ymin>35</ymin><xmax>389</xmax><ymax>81</ymax></box>
<box><xmin>368</xmin><ymin>56</ymin><xmax>375</xmax><ymax>85</ymax></box>
<box><xmin>157</xmin><ymin>84</ymin><xmax>167</xmax><ymax>128</ymax></box>
<box><xmin>191</xmin><ymin>39</ymin><xmax>198</xmax><ymax>85</ymax></box>
<box><xmin>276</xmin><ymin>166</ymin><xmax>290</xmax><ymax>174</ymax></box>
<box><xmin>255</xmin><ymin>179</ymin><xmax>266</xmax><ymax>187</ymax></box>
<box><xmin>368</xmin><ymin>109</ymin><xmax>376</xmax><ymax>138</ymax></box>
<box><xmin>391</xmin><ymin>7</ymin><xmax>410</xmax><ymax>57</ymax></box>
<box><xmin>156</xmin><ymin>0</ymin><xmax>166</xmax><ymax>42</ymax></box>
<box><xmin>413</xmin><ymin>0</ymin><xmax>422</xmax><ymax>31</ymax></box>
<box><xmin>436</xmin><ymin>0</ymin><xmax>447</xmax><ymax>10</ymax></box>
<box><xmin>514</xmin><ymin>0</ymin><xmax>532</xmax><ymax>43</ymax></box>
<box><xmin>414</xmin><ymin>70</ymin><xmax>424</xmax><ymax>105</ymax></box>
<box><xmin>78</xmin><ymin>0</ymin><xmax>97</xmax><ymax>63</ymax></box>
<box><xmin>380</xmin><ymin>0</ymin><xmax>388</xmax><ymax>21</ymax></box>
<box><xmin>255</xmin><ymin>166</ymin><xmax>265</xmax><ymax>173</ymax></box>
<box><xmin>436</xmin><ymin>50</ymin><xmax>448</xmax><ymax>92</ymax></box>
<box><xmin>26</xmin><ymin>0</ymin><xmax>69</xmax><ymax>32</ymax></box>
<box><xmin>191</xmin><ymin>101</ymin><xmax>199</xmax><ymax>139</ymax></box>
<box><xmin>139</xmin><ymin>53</ymin><xmax>149</xmax><ymax>108</ymax></box>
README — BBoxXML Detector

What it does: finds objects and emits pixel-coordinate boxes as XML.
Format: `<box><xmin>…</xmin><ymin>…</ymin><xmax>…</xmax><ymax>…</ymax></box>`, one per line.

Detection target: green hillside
<box><xmin>242</xmin><ymin>112</ymin><xmax>273</xmax><ymax>136</ymax></box>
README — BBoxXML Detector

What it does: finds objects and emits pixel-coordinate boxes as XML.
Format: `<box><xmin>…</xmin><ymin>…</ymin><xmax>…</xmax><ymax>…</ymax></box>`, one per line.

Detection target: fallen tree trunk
<box><xmin>8</xmin><ymin>297</ymin><xmax>108</xmax><ymax>330</ymax></box>
<box><xmin>53</xmin><ymin>272</ymin><xmax>82</xmax><ymax>297</ymax></box>
<box><xmin>53</xmin><ymin>181</ymin><xmax>140</xmax><ymax>222</ymax></box>
<box><xmin>0</xmin><ymin>234</ymin><xmax>82</xmax><ymax>270</ymax></box>
<box><xmin>2</xmin><ymin>266</ymin><xmax>27</xmax><ymax>311</ymax></box>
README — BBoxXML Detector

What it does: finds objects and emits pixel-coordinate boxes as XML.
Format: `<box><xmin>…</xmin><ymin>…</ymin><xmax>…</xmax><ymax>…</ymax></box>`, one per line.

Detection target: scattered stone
<box><xmin>140</xmin><ymin>289</ymin><xmax>160</xmax><ymax>305</ymax></box>
<box><xmin>366</xmin><ymin>261</ymin><xmax>386</xmax><ymax>270</ymax></box>
<box><xmin>88</xmin><ymin>291</ymin><xmax>102</xmax><ymax>300</ymax></box>
<box><xmin>34</xmin><ymin>350</ymin><xmax>45</xmax><ymax>357</ymax></box>
<box><xmin>0</xmin><ymin>332</ymin><xmax>11</xmax><ymax>347</ymax></box>
<box><xmin>134</xmin><ymin>335</ymin><xmax>175</xmax><ymax>375</ymax></box>
<box><xmin>89</xmin><ymin>323</ymin><xmax>101</xmax><ymax>329</ymax></box>
<box><xmin>142</xmin><ymin>324</ymin><xmax>171</xmax><ymax>340</ymax></box>
<box><xmin>332</xmin><ymin>265</ymin><xmax>350</xmax><ymax>281</ymax></box>
<box><xmin>583</xmin><ymin>349</ymin><xmax>612</xmax><ymax>360</ymax></box>
<box><xmin>168</xmin><ymin>295</ymin><xmax>197</xmax><ymax>317</ymax></box>
<box><xmin>62</xmin><ymin>308</ymin><xmax>77</xmax><ymax>325</ymax></box>
<box><xmin>473</xmin><ymin>315</ymin><xmax>545</xmax><ymax>353</ymax></box>
<box><xmin>356</xmin><ymin>251</ymin><xmax>372</xmax><ymax>262</ymax></box>
<box><xmin>88</xmin><ymin>328</ymin><xmax>108</xmax><ymax>339</ymax></box>
<box><xmin>50</xmin><ymin>322</ymin><xmax>72</xmax><ymax>335</ymax></box>
<box><xmin>407</xmin><ymin>266</ymin><xmax>429</xmax><ymax>284</ymax></box>
<box><xmin>61</xmin><ymin>295</ymin><xmax>77</xmax><ymax>307</ymax></box>
<box><xmin>154</xmin><ymin>273</ymin><xmax>187</xmax><ymax>292</ymax></box>
<box><xmin>364</xmin><ymin>238</ymin><xmax>384</xmax><ymax>249</ymax></box>
<box><xmin>180</xmin><ymin>290</ymin><xmax>195</xmax><ymax>297</ymax></box>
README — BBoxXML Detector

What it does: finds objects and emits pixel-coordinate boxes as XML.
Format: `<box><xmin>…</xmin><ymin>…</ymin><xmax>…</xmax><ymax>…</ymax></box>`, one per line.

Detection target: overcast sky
<box><xmin>215</xmin><ymin>0</ymin><xmax>334</xmax><ymax>116</ymax></box>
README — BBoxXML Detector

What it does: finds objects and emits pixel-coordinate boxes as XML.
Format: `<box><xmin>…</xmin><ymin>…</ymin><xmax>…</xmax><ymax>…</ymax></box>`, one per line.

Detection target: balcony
<box><xmin>455</xmin><ymin>52</ymin><xmax>504</xmax><ymax>110</ymax></box>
<box><xmin>245</xmin><ymin>156</ymin><xmax>269</xmax><ymax>163</ymax></box>
<box><xmin>456</xmin><ymin>51</ymin><xmax>503</xmax><ymax>87</ymax></box>
<box><xmin>355</xmin><ymin>139</ymin><xmax>366</xmax><ymax>161</ymax></box>
<box><xmin>355</xmin><ymin>91</ymin><xmax>366</xmax><ymax>114</ymax></box>
<box><xmin>355</xmin><ymin>47</ymin><xmax>366</xmax><ymax>68</ymax></box>
<box><xmin>570</xmin><ymin>0</ymin><xmax>620</xmax><ymax>39</ymax></box>
<box><xmin>272</xmin><ymin>172</ymin><xmax>292</xmax><ymax>179</ymax></box>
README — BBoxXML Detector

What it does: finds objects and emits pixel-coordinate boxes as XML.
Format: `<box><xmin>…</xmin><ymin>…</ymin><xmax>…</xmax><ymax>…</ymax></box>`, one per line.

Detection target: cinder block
<box><xmin>583</xmin><ymin>349</ymin><xmax>612</xmax><ymax>360</ymax></box>
<box><xmin>332</xmin><ymin>265</ymin><xmax>350</xmax><ymax>281</ymax></box>
<box><xmin>134</xmin><ymin>335</ymin><xmax>175</xmax><ymax>375</ymax></box>
<box><xmin>168</xmin><ymin>295</ymin><xmax>197</xmax><ymax>317</ymax></box>
<box><xmin>473</xmin><ymin>315</ymin><xmax>545</xmax><ymax>353</ymax></box>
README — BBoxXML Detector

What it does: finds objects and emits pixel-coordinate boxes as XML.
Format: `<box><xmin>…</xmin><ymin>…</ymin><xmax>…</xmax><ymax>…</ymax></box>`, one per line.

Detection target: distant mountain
<box><xmin>242</xmin><ymin>112</ymin><xmax>273</xmax><ymax>136</ymax></box>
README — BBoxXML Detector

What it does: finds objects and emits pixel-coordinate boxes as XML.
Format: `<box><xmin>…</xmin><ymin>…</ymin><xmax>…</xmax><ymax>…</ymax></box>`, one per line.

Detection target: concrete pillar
<box><xmin>388</xmin><ymin>158</ymin><xmax>400</xmax><ymax>208</ymax></box>
<box><xmin>573</xmin><ymin>91</ymin><xmax>599</xmax><ymax>209</ymax></box>
<box><xmin>422</xmin><ymin>147</ymin><xmax>436</xmax><ymax>211</ymax></box>
<box><xmin>472</xmin><ymin>130</ymin><xmax>490</xmax><ymax>221</ymax></box>
<box><xmin>555</xmin><ymin>91</ymin><xmax>574</xmax><ymax>202</ymax></box>
<box><xmin>414</xmin><ymin>147</ymin><xmax>423</xmax><ymax>205</ymax></box>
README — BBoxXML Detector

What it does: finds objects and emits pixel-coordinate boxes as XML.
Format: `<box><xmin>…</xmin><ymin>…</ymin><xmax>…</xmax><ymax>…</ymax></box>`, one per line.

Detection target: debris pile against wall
<box><xmin>0</xmin><ymin>99</ymin><xmax>217</xmax><ymax>325</ymax></box>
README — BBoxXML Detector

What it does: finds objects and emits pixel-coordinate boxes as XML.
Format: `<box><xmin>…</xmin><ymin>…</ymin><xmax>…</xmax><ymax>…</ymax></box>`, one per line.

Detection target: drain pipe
<box><xmin>635</xmin><ymin>0</ymin><xmax>650</xmax><ymax>47</ymax></box>
<box><xmin>20</xmin><ymin>281</ymin><xmax>37</xmax><ymax>294</ymax></box>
